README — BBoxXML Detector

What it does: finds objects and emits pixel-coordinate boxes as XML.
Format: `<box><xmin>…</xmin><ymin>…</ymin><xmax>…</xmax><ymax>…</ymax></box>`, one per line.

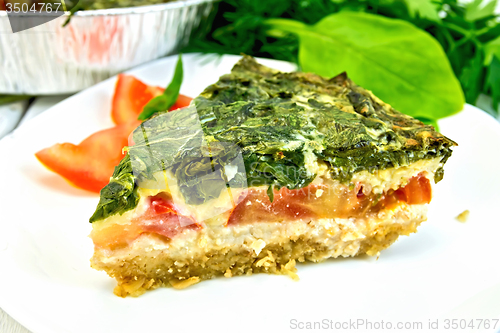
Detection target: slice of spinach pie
<box><xmin>89</xmin><ymin>56</ymin><xmax>457</xmax><ymax>297</ymax></box>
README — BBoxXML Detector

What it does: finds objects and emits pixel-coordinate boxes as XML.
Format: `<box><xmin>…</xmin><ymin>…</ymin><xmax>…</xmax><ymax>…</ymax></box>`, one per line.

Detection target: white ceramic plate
<box><xmin>1</xmin><ymin>54</ymin><xmax>500</xmax><ymax>333</ymax></box>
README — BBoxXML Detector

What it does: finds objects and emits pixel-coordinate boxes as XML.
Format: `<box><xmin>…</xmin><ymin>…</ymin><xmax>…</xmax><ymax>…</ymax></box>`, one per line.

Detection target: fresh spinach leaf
<box><xmin>138</xmin><ymin>54</ymin><xmax>184</xmax><ymax>121</ymax></box>
<box><xmin>267</xmin><ymin>12</ymin><xmax>465</xmax><ymax>120</ymax></box>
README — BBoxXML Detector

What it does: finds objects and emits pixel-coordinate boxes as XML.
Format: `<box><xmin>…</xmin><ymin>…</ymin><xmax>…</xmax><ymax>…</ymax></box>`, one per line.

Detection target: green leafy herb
<box><xmin>404</xmin><ymin>0</ymin><xmax>440</xmax><ymax>22</ymax></box>
<box><xmin>459</xmin><ymin>51</ymin><xmax>485</xmax><ymax>105</ymax></box>
<box><xmin>267</xmin><ymin>12</ymin><xmax>464</xmax><ymax>120</ymax></box>
<box><xmin>485</xmin><ymin>36</ymin><xmax>500</xmax><ymax>65</ymax></box>
<box><xmin>138</xmin><ymin>54</ymin><xmax>184</xmax><ymax>121</ymax></box>
<box><xmin>485</xmin><ymin>56</ymin><xmax>500</xmax><ymax>113</ymax></box>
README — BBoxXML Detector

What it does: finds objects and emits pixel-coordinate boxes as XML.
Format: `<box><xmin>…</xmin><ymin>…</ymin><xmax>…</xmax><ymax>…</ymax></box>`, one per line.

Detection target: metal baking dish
<box><xmin>0</xmin><ymin>0</ymin><xmax>216</xmax><ymax>94</ymax></box>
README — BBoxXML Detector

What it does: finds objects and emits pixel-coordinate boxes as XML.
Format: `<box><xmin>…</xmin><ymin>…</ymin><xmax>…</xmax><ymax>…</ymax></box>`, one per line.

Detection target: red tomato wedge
<box><xmin>111</xmin><ymin>74</ymin><xmax>192</xmax><ymax>124</ymax></box>
<box><xmin>35</xmin><ymin>120</ymin><xmax>140</xmax><ymax>193</ymax></box>
<box><xmin>36</xmin><ymin>74</ymin><xmax>192</xmax><ymax>194</ymax></box>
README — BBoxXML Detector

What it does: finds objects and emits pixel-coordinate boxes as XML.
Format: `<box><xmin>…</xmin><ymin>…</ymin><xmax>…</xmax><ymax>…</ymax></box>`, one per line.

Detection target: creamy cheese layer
<box><xmin>92</xmin><ymin>158</ymin><xmax>439</xmax><ymax>232</ymax></box>
<box><xmin>96</xmin><ymin>203</ymin><xmax>428</xmax><ymax>262</ymax></box>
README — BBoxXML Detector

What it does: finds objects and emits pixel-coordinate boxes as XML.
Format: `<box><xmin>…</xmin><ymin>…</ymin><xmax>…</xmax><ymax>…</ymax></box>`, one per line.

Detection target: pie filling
<box><xmin>91</xmin><ymin>173</ymin><xmax>431</xmax><ymax>251</ymax></box>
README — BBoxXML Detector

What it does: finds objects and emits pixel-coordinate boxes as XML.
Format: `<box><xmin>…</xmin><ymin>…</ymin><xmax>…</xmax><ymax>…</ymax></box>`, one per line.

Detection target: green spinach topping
<box><xmin>89</xmin><ymin>154</ymin><xmax>138</xmax><ymax>223</ymax></box>
<box><xmin>266</xmin><ymin>12</ymin><xmax>464</xmax><ymax>120</ymax></box>
<box><xmin>90</xmin><ymin>56</ymin><xmax>456</xmax><ymax>223</ymax></box>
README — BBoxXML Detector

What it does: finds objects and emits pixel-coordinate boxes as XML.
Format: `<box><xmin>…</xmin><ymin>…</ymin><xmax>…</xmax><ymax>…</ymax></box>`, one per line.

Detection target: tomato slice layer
<box><xmin>227</xmin><ymin>174</ymin><xmax>432</xmax><ymax>225</ymax></box>
<box><xmin>91</xmin><ymin>194</ymin><xmax>199</xmax><ymax>250</ymax></box>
